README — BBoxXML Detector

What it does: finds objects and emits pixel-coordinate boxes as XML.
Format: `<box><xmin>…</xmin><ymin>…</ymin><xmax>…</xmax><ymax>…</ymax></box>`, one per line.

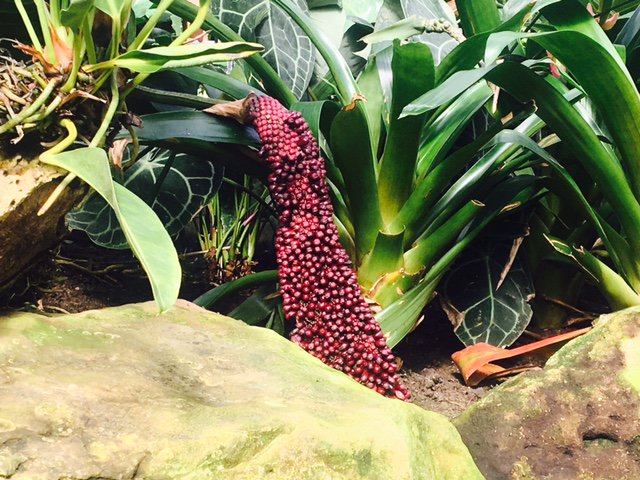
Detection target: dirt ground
<box><xmin>1</xmin><ymin>232</ymin><xmax>493</xmax><ymax>418</ymax></box>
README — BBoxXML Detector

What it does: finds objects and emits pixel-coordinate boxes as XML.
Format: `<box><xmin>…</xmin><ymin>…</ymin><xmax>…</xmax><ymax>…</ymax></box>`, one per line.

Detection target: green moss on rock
<box><xmin>0</xmin><ymin>301</ymin><xmax>482</xmax><ymax>479</ymax></box>
<box><xmin>454</xmin><ymin>307</ymin><xmax>640</xmax><ymax>480</ymax></box>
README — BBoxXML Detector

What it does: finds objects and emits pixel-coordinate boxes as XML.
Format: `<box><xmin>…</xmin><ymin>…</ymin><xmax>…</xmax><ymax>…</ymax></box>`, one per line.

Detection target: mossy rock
<box><xmin>454</xmin><ymin>307</ymin><xmax>640</xmax><ymax>480</ymax></box>
<box><xmin>0</xmin><ymin>301</ymin><xmax>482</xmax><ymax>479</ymax></box>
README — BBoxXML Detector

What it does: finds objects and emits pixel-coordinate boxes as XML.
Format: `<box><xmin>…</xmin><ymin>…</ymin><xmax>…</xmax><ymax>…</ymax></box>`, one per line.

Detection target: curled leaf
<box><xmin>452</xmin><ymin>327</ymin><xmax>591</xmax><ymax>386</ymax></box>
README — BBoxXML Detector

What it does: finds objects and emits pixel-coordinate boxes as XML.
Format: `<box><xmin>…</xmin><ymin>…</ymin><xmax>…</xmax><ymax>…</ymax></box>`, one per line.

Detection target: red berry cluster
<box><xmin>246</xmin><ymin>95</ymin><xmax>410</xmax><ymax>400</ymax></box>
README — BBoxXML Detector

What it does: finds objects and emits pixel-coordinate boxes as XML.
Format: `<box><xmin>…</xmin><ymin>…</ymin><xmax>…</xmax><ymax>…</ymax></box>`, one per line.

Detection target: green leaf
<box><xmin>376</xmin><ymin>276</ymin><xmax>439</xmax><ymax>348</ymax></box>
<box><xmin>547</xmin><ymin>236</ymin><xmax>640</xmax><ymax>310</ymax></box>
<box><xmin>229</xmin><ymin>285</ymin><xmax>282</xmax><ymax>327</ymax></box>
<box><xmin>358</xmin><ymin>228</ymin><xmax>405</xmax><ymax>289</ymax></box>
<box><xmin>95</xmin><ymin>0</ymin><xmax>132</xmax><ymax>21</ymax></box>
<box><xmin>362</xmin><ymin>16</ymin><xmax>433</xmax><ymax>44</ymax></box>
<box><xmin>401</xmin><ymin>0</ymin><xmax>455</xmax><ymax>23</ymax></box>
<box><xmin>377</xmin><ymin>40</ymin><xmax>434</xmax><ymax>224</ymax></box>
<box><xmin>415</xmin><ymin>81</ymin><xmax>493</xmax><ymax>177</ymax></box>
<box><xmin>163</xmin><ymin>0</ymin><xmax>297</xmax><ymax>106</ymax></box>
<box><xmin>67</xmin><ymin>149</ymin><xmax>223</xmax><ymax>249</ymax></box>
<box><xmin>442</xmin><ymin>240</ymin><xmax>534</xmax><ymax>347</ymax></box>
<box><xmin>60</xmin><ymin>0</ymin><xmax>95</xmax><ymax>29</ymax></box>
<box><xmin>176</xmin><ymin>66</ymin><xmax>263</xmax><ymax>99</ymax></box>
<box><xmin>486</xmin><ymin>62</ymin><xmax>640</xmax><ymax>253</ymax></box>
<box><xmin>456</xmin><ymin>0</ymin><xmax>500</xmax><ymax>36</ymax></box>
<box><xmin>42</xmin><ymin>147</ymin><xmax>180</xmax><ymax>312</ymax></box>
<box><xmin>213</xmin><ymin>0</ymin><xmax>315</xmax><ymax>99</ymax></box>
<box><xmin>330</xmin><ymin>102</ymin><xmax>382</xmax><ymax>259</ymax></box>
<box><xmin>133</xmin><ymin>110</ymin><xmax>260</xmax><ymax>145</ymax></box>
<box><xmin>87</xmin><ymin>42</ymin><xmax>265</xmax><ymax>73</ymax></box>
<box><xmin>193</xmin><ymin>270</ymin><xmax>279</xmax><ymax>308</ymax></box>
<box><xmin>357</xmin><ymin>59</ymin><xmax>385</xmax><ymax>157</ymax></box>
<box><xmin>401</xmin><ymin>66</ymin><xmax>493</xmax><ymax>117</ymax></box>
<box><xmin>343</xmin><ymin>0</ymin><xmax>383</xmax><ymax>23</ymax></box>
<box><xmin>291</xmin><ymin>100</ymin><xmax>340</xmax><ymax>145</ymax></box>
<box><xmin>273</xmin><ymin>0</ymin><xmax>361</xmax><ymax>104</ymax></box>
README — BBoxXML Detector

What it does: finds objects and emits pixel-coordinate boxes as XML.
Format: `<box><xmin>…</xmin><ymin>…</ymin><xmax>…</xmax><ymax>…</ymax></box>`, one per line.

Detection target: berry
<box><xmin>246</xmin><ymin>96</ymin><xmax>410</xmax><ymax>401</ymax></box>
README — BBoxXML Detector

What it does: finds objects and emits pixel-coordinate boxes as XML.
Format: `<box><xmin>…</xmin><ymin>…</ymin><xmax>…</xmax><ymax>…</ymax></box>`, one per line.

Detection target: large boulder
<box><xmin>0</xmin><ymin>301</ymin><xmax>482</xmax><ymax>479</ymax></box>
<box><xmin>0</xmin><ymin>147</ymin><xmax>86</xmax><ymax>288</ymax></box>
<box><xmin>454</xmin><ymin>307</ymin><xmax>640</xmax><ymax>480</ymax></box>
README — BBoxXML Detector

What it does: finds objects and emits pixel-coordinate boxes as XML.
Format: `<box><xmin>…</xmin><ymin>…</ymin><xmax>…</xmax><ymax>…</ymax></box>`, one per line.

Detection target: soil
<box><xmin>2</xmin><ymin>231</ymin><xmax>497</xmax><ymax>418</ymax></box>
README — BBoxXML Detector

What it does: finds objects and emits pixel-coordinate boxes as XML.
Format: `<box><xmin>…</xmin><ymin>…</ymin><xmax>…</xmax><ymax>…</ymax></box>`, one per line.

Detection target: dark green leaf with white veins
<box><xmin>441</xmin><ymin>240</ymin><xmax>534</xmax><ymax>347</ymax></box>
<box><xmin>401</xmin><ymin>0</ymin><xmax>459</xmax><ymax>64</ymax></box>
<box><xmin>212</xmin><ymin>0</ymin><xmax>315</xmax><ymax>99</ymax></box>
<box><xmin>67</xmin><ymin>149</ymin><xmax>223</xmax><ymax>249</ymax></box>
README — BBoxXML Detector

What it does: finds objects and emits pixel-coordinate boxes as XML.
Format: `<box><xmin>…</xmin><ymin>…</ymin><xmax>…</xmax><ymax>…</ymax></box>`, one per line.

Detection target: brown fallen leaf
<box><xmin>452</xmin><ymin>327</ymin><xmax>591</xmax><ymax>386</ymax></box>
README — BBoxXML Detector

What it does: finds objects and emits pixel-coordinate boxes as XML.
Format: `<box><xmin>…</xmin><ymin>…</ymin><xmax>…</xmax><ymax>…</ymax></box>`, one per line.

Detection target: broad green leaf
<box><xmin>378</xmin><ymin>40</ymin><xmax>434</xmax><ymax>224</ymax></box>
<box><xmin>42</xmin><ymin>147</ymin><xmax>180</xmax><ymax>312</ymax></box>
<box><xmin>133</xmin><ymin>110</ymin><xmax>260</xmax><ymax>145</ymax></box>
<box><xmin>67</xmin><ymin>149</ymin><xmax>223</xmax><ymax>248</ymax></box>
<box><xmin>330</xmin><ymin>101</ymin><xmax>382</xmax><ymax>260</ymax></box>
<box><xmin>442</xmin><ymin>240</ymin><xmax>534</xmax><ymax>347</ymax></box>
<box><xmin>400</xmin><ymin>0</ymin><xmax>458</xmax><ymax>64</ymax></box>
<box><xmin>176</xmin><ymin>66</ymin><xmax>263</xmax><ymax>99</ymax></box>
<box><xmin>273</xmin><ymin>0</ymin><xmax>361</xmax><ymax>105</ymax></box>
<box><xmin>213</xmin><ymin>0</ymin><xmax>315</xmax><ymax>99</ymax></box>
<box><xmin>86</xmin><ymin>42</ymin><xmax>264</xmax><ymax>73</ymax></box>
<box><xmin>339</xmin><ymin>19</ymin><xmax>373</xmax><ymax>77</ymax></box>
<box><xmin>401</xmin><ymin>0</ymin><xmax>454</xmax><ymax>23</ymax></box>
<box><xmin>60</xmin><ymin>0</ymin><xmax>95</xmax><ymax>29</ymax></box>
<box><xmin>456</xmin><ymin>0</ymin><xmax>500</xmax><ymax>36</ymax></box>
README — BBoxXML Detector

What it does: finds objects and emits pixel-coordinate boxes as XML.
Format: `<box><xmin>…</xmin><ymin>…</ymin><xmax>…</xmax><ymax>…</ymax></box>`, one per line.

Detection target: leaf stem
<box><xmin>33</xmin><ymin>0</ymin><xmax>57</xmax><ymax>64</ymax></box>
<box><xmin>90</xmin><ymin>71</ymin><xmax>120</xmax><ymax>148</ymax></box>
<box><xmin>14</xmin><ymin>0</ymin><xmax>44</xmax><ymax>53</ymax></box>
<box><xmin>129</xmin><ymin>0</ymin><xmax>176</xmax><ymax>51</ymax></box>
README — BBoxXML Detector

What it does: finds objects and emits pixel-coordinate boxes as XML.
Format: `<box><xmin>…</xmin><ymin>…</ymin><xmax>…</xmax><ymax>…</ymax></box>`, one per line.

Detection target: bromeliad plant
<box><xmin>1</xmin><ymin>0</ymin><xmax>263</xmax><ymax>310</ymax></box>
<box><xmin>164</xmin><ymin>0</ymin><xmax>546</xmax><ymax>348</ymax></box>
<box><xmin>410</xmin><ymin>0</ymin><xmax>640</xmax><ymax>316</ymax></box>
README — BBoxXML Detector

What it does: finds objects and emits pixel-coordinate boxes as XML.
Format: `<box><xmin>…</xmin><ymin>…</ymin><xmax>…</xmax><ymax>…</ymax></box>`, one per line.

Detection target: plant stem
<box><xmin>90</xmin><ymin>71</ymin><xmax>120</xmax><ymax>148</ymax></box>
<box><xmin>23</xmin><ymin>94</ymin><xmax>63</xmax><ymax>123</ymax></box>
<box><xmin>129</xmin><ymin>0</ymin><xmax>176</xmax><ymax>51</ymax></box>
<box><xmin>33</xmin><ymin>0</ymin><xmax>57</xmax><ymax>64</ymax></box>
<box><xmin>124</xmin><ymin>0</ymin><xmax>213</xmax><ymax>96</ymax></box>
<box><xmin>0</xmin><ymin>79</ymin><xmax>57</xmax><ymax>135</ymax></box>
<box><xmin>15</xmin><ymin>0</ymin><xmax>44</xmax><ymax>53</ymax></box>
<box><xmin>173</xmin><ymin>0</ymin><xmax>211</xmax><ymax>45</ymax></box>
<box><xmin>84</xmin><ymin>14</ymin><xmax>97</xmax><ymax>64</ymax></box>
<box><xmin>162</xmin><ymin>0</ymin><xmax>296</xmax><ymax>106</ymax></box>
<box><xmin>61</xmin><ymin>34</ymin><xmax>84</xmax><ymax>93</ymax></box>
